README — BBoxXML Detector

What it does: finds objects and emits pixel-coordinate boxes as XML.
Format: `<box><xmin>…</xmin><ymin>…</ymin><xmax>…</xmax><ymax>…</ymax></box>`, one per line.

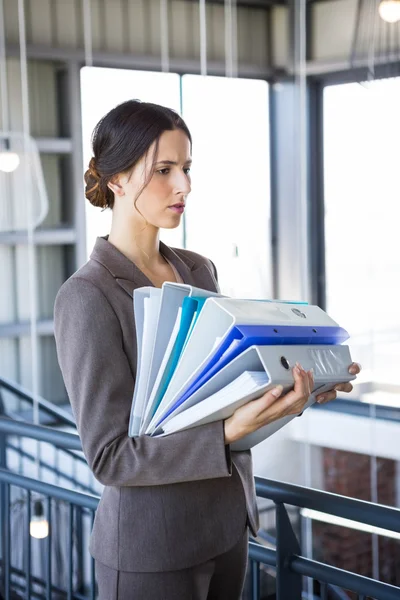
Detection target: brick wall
<box><xmin>313</xmin><ymin>448</ymin><xmax>400</xmax><ymax>596</ymax></box>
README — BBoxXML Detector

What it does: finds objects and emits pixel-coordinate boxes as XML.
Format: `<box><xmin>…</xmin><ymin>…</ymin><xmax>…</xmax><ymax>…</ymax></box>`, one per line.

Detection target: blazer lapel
<box><xmin>159</xmin><ymin>242</ymin><xmax>219</xmax><ymax>292</ymax></box>
<box><xmin>90</xmin><ymin>235</ymin><xmax>219</xmax><ymax>299</ymax></box>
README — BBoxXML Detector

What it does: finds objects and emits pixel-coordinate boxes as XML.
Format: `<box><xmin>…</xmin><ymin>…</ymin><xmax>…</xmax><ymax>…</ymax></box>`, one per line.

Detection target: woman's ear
<box><xmin>107</xmin><ymin>175</ymin><xmax>125</xmax><ymax>197</ymax></box>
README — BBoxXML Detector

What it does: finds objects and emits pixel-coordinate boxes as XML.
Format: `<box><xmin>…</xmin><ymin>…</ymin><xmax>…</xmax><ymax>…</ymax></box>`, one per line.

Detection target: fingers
<box><xmin>316</xmin><ymin>381</ymin><xmax>354</xmax><ymax>403</ymax></box>
<box><xmin>349</xmin><ymin>362</ymin><xmax>361</xmax><ymax>375</ymax></box>
<box><xmin>249</xmin><ymin>362</ymin><xmax>314</xmax><ymax>423</ymax></box>
<box><xmin>316</xmin><ymin>390</ymin><xmax>337</xmax><ymax>404</ymax></box>
<box><xmin>278</xmin><ymin>363</ymin><xmax>313</xmax><ymax>416</ymax></box>
<box><xmin>294</xmin><ymin>362</ymin><xmax>314</xmax><ymax>398</ymax></box>
<box><xmin>245</xmin><ymin>384</ymin><xmax>284</xmax><ymax>419</ymax></box>
<box><xmin>334</xmin><ymin>382</ymin><xmax>353</xmax><ymax>394</ymax></box>
<box><xmin>315</xmin><ymin>362</ymin><xmax>360</xmax><ymax>404</ymax></box>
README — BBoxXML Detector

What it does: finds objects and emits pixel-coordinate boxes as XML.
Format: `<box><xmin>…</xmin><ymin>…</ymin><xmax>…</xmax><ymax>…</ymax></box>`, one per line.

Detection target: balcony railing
<box><xmin>1</xmin><ymin>417</ymin><xmax>400</xmax><ymax>599</ymax></box>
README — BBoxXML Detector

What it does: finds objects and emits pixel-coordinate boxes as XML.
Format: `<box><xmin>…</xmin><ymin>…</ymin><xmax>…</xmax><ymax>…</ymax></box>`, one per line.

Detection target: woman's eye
<box><xmin>158</xmin><ymin>168</ymin><xmax>170</xmax><ymax>175</ymax></box>
<box><xmin>184</xmin><ymin>168</ymin><xmax>191</xmax><ymax>175</ymax></box>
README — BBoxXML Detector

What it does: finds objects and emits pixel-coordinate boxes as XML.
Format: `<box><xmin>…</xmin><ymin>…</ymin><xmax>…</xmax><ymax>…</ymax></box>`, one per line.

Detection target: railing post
<box><xmin>0</xmin><ymin>416</ymin><xmax>7</xmax><ymax>594</ymax></box>
<box><xmin>76</xmin><ymin>506</ymin><xmax>84</xmax><ymax>593</ymax></box>
<box><xmin>250</xmin><ymin>559</ymin><xmax>261</xmax><ymax>600</ymax></box>
<box><xmin>276</xmin><ymin>502</ymin><xmax>302</xmax><ymax>600</ymax></box>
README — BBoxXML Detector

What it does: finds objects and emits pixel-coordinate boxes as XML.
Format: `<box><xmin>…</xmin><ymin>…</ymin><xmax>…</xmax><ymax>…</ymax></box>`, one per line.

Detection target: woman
<box><xmin>54</xmin><ymin>100</ymin><xmax>360</xmax><ymax>599</ymax></box>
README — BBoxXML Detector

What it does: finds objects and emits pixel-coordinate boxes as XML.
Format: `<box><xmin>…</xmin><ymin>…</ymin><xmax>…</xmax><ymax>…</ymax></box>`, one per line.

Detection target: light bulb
<box><xmin>0</xmin><ymin>151</ymin><xmax>20</xmax><ymax>173</ymax></box>
<box><xmin>379</xmin><ymin>0</ymin><xmax>400</xmax><ymax>23</ymax></box>
<box><xmin>30</xmin><ymin>500</ymin><xmax>49</xmax><ymax>539</ymax></box>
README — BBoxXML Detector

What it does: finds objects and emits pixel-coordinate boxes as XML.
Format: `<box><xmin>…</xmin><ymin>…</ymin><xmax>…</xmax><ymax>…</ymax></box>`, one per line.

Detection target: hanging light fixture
<box><xmin>379</xmin><ymin>0</ymin><xmax>400</xmax><ymax>23</ymax></box>
<box><xmin>0</xmin><ymin>0</ymin><xmax>20</xmax><ymax>173</ymax></box>
<box><xmin>30</xmin><ymin>499</ymin><xmax>49</xmax><ymax>539</ymax></box>
<box><xmin>15</xmin><ymin>0</ymin><xmax>48</xmax><ymax>539</ymax></box>
<box><xmin>351</xmin><ymin>0</ymin><xmax>400</xmax><ymax>79</ymax></box>
<box><xmin>0</xmin><ymin>146</ymin><xmax>20</xmax><ymax>172</ymax></box>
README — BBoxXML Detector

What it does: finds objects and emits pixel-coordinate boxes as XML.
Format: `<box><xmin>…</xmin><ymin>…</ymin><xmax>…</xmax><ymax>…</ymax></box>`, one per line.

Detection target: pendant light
<box><xmin>0</xmin><ymin>0</ymin><xmax>19</xmax><ymax>173</ymax></box>
<box><xmin>30</xmin><ymin>499</ymin><xmax>49</xmax><ymax>540</ymax></box>
<box><xmin>14</xmin><ymin>0</ymin><xmax>49</xmax><ymax>540</ymax></box>
<box><xmin>351</xmin><ymin>0</ymin><xmax>400</xmax><ymax>79</ymax></box>
<box><xmin>379</xmin><ymin>0</ymin><xmax>400</xmax><ymax>23</ymax></box>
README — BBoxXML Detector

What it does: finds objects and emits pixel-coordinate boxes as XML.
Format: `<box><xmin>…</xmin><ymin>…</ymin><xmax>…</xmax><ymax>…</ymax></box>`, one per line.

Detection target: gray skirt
<box><xmin>95</xmin><ymin>527</ymin><xmax>249</xmax><ymax>600</ymax></box>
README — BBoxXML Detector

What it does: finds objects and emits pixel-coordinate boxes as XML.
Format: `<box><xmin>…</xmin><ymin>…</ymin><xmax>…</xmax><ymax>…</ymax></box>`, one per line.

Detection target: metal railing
<box><xmin>0</xmin><ymin>418</ymin><xmax>97</xmax><ymax>599</ymax></box>
<box><xmin>0</xmin><ymin>378</ymin><xmax>99</xmax><ymax>497</ymax></box>
<box><xmin>1</xmin><ymin>417</ymin><xmax>400</xmax><ymax>599</ymax></box>
<box><xmin>0</xmin><ymin>469</ymin><xmax>98</xmax><ymax>600</ymax></box>
<box><xmin>249</xmin><ymin>478</ymin><xmax>400</xmax><ymax>600</ymax></box>
<box><xmin>0</xmin><ymin>374</ymin><xmax>76</xmax><ymax>427</ymax></box>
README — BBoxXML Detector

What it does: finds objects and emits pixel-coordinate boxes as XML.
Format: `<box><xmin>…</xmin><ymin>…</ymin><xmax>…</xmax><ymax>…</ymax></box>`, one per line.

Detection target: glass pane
<box><xmin>80</xmin><ymin>67</ymin><xmax>183</xmax><ymax>258</ymax></box>
<box><xmin>324</xmin><ymin>78</ymin><xmax>400</xmax><ymax>398</ymax></box>
<box><xmin>181</xmin><ymin>75</ymin><xmax>272</xmax><ymax>299</ymax></box>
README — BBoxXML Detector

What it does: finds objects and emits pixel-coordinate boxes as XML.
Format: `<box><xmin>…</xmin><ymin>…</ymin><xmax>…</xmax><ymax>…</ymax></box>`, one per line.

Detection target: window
<box><xmin>182</xmin><ymin>75</ymin><xmax>272</xmax><ymax>298</ymax></box>
<box><xmin>80</xmin><ymin>67</ymin><xmax>182</xmax><ymax>257</ymax></box>
<box><xmin>324</xmin><ymin>78</ymin><xmax>400</xmax><ymax>400</ymax></box>
<box><xmin>80</xmin><ymin>68</ymin><xmax>272</xmax><ymax>299</ymax></box>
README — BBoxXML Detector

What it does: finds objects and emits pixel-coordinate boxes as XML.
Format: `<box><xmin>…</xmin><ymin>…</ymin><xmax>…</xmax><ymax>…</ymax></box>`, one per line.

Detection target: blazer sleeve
<box><xmin>208</xmin><ymin>259</ymin><xmax>221</xmax><ymax>294</ymax></box>
<box><xmin>54</xmin><ymin>277</ymin><xmax>232</xmax><ymax>487</ymax></box>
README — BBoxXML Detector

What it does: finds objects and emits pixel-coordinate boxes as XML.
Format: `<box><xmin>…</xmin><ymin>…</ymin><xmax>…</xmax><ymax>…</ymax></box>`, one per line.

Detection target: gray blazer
<box><xmin>54</xmin><ymin>236</ymin><xmax>259</xmax><ymax>573</ymax></box>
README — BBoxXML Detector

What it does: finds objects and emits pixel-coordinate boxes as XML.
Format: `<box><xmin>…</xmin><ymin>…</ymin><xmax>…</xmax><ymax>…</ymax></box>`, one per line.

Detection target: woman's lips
<box><xmin>168</xmin><ymin>204</ymin><xmax>185</xmax><ymax>214</ymax></box>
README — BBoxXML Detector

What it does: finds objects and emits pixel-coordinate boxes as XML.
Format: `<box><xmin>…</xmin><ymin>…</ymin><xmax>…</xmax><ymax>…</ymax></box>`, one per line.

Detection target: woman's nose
<box><xmin>173</xmin><ymin>171</ymin><xmax>191</xmax><ymax>195</ymax></box>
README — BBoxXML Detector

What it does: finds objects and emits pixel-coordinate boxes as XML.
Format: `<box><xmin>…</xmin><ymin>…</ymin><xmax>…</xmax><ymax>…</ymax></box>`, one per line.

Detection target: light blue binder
<box><xmin>148</xmin><ymin>296</ymin><xmax>207</xmax><ymax>419</ymax></box>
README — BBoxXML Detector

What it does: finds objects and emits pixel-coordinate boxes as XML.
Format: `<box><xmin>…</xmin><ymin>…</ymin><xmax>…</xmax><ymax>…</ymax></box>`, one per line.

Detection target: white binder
<box><xmin>128</xmin><ymin>282</ymin><xmax>221</xmax><ymax>437</ymax></box>
<box><xmin>145</xmin><ymin>298</ymin><xmax>346</xmax><ymax>434</ymax></box>
<box><xmin>152</xmin><ymin>344</ymin><xmax>356</xmax><ymax>450</ymax></box>
<box><xmin>129</xmin><ymin>288</ymin><xmax>161</xmax><ymax>435</ymax></box>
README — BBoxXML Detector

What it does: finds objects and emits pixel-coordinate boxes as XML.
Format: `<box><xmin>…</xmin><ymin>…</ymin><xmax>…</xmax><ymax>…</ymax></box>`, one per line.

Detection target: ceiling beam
<box><xmin>183</xmin><ymin>0</ymin><xmax>285</xmax><ymax>9</ymax></box>
<box><xmin>182</xmin><ymin>0</ymin><xmax>333</xmax><ymax>8</ymax></box>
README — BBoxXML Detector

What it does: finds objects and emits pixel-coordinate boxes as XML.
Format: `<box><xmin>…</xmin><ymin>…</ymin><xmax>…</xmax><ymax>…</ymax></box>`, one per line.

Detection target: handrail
<box><xmin>315</xmin><ymin>397</ymin><xmax>400</xmax><ymax>422</ymax></box>
<box><xmin>0</xmin><ymin>416</ymin><xmax>81</xmax><ymax>450</ymax></box>
<box><xmin>290</xmin><ymin>556</ymin><xmax>399</xmax><ymax>600</ymax></box>
<box><xmin>0</xmin><ymin>562</ymin><xmax>87</xmax><ymax>600</ymax></box>
<box><xmin>247</xmin><ymin>542</ymin><xmax>400</xmax><ymax>600</ymax></box>
<box><xmin>254</xmin><ymin>477</ymin><xmax>400</xmax><ymax>534</ymax></box>
<box><xmin>2</xmin><ymin>416</ymin><xmax>400</xmax><ymax>535</ymax></box>
<box><xmin>0</xmin><ymin>374</ymin><xmax>76</xmax><ymax>427</ymax></box>
<box><xmin>0</xmin><ymin>467</ymin><xmax>99</xmax><ymax>510</ymax></box>
<box><xmin>6</xmin><ymin>442</ymin><xmax>98</xmax><ymax>495</ymax></box>
<box><xmin>1</xmin><ymin>417</ymin><xmax>400</xmax><ymax>599</ymax></box>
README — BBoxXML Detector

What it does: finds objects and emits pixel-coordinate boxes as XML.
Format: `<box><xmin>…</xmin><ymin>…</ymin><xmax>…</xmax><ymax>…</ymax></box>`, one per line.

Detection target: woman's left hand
<box><xmin>315</xmin><ymin>362</ymin><xmax>361</xmax><ymax>404</ymax></box>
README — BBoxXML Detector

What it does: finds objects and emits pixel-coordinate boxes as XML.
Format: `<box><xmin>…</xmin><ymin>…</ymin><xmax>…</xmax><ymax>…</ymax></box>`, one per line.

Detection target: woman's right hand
<box><xmin>224</xmin><ymin>363</ymin><xmax>314</xmax><ymax>445</ymax></box>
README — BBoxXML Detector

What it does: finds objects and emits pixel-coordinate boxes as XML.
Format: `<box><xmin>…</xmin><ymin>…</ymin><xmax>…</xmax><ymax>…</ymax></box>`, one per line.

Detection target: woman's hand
<box><xmin>224</xmin><ymin>361</ymin><xmax>362</xmax><ymax>445</ymax></box>
<box><xmin>314</xmin><ymin>362</ymin><xmax>361</xmax><ymax>404</ymax></box>
<box><xmin>224</xmin><ymin>363</ymin><xmax>313</xmax><ymax>445</ymax></box>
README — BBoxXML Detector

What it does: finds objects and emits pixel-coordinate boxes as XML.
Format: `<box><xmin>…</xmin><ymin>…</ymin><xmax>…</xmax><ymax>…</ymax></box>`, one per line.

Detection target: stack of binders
<box><xmin>128</xmin><ymin>283</ymin><xmax>355</xmax><ymax>450</ymax></box>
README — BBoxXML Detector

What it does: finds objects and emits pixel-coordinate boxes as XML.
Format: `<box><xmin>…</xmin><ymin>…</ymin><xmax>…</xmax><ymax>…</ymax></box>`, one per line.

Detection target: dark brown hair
<box><xmin>84</xmin><ymin>100</ymin><xmax>192</xmax><ymax>210</ymax></box>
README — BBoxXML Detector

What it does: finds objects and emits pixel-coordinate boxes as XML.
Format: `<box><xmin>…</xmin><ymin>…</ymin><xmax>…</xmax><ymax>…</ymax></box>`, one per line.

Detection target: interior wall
<box><xmin>0</xmin><ymin>57</ymin><xmax>66</xmax><ymax>402</ymax></box>
<box><xmin>270</xmin><ymin>0</ymin><xmax>362</xmax><ymax>70</ymax></box>
<box><xmin>311</xmin><ymin>0</ymin><xmax>359</xmax><ymax>62</ymax></box>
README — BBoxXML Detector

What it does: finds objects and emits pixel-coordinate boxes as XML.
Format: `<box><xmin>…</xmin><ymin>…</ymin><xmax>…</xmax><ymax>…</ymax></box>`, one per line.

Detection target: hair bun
<box><xmin>84</xmin><ymin>157</ymin><xmax>107</xmax><ymax>208</ymax></box>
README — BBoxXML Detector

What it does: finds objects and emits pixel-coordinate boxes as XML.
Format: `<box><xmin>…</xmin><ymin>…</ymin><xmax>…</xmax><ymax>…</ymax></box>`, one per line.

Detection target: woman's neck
<box><xmin>108</xmin><ymin>214</ymin><xmax>162</xmax><ymax>270</ymax></box>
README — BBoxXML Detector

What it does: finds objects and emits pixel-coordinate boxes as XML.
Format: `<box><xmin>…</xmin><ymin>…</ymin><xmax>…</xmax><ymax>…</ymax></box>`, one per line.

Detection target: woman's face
<box><xmin>114</xmin><ymin>129</ymin><xmax>192</xmax><ymax>230</ymax></box>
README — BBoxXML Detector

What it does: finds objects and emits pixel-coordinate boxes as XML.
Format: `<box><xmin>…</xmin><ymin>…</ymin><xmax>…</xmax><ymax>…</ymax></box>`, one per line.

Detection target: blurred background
<box><xmin>1</xmin><ymin>0</ymin><xmax>400</xmax><ymax>598</ymax></box>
